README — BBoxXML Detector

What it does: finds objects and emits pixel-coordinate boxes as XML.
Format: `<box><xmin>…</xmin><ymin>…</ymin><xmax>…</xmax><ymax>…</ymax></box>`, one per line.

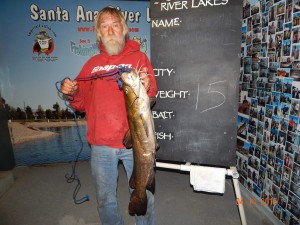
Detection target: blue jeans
<box><xmin>90</xmin><ymin>145</ymin><xmax>156</xmax><ymax>225</ymax></box>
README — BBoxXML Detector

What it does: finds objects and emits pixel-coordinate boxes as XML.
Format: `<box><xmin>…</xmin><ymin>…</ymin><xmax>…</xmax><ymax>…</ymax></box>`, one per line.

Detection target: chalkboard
<box><xmin>151</xmin><ymin>0</ymin><xmax>243</xmax><ymax>167</ymax></box>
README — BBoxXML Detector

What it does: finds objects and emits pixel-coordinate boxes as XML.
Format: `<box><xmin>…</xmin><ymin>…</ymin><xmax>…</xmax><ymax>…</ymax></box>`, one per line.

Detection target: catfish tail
<box><xmin>128</xmin><ymin>190</ymin><xmax>147</xmax><ymax>216</ymax></box>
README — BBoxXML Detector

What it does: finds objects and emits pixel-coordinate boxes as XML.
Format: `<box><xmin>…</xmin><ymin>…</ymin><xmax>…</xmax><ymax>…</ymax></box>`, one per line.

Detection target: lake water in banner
<box><xmin>14</xmin><ymin>126</ymin><xmax>91</xmax><ymax>166</ymax></box>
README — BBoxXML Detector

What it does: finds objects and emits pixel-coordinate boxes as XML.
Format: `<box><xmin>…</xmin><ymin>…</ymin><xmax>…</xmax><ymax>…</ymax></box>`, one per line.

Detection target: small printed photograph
<box><xmin>287</xmin><ymin>200</ymin><xmax>300</xmax><ymax>218</ymax></box>
<box><xmin>283</xmin><ymin>166</ymin><xmax>292</xmax><ymax>182</ymax></box>
<box><xmin>249</xmin><ymin>116</ymin><xmax>258</xmax><ymax>128</ymax></box>
<box><xmin>253</xmin><ymin>24</ymin><xmax>262</xmax><ymax>34</ymax></box>
<box><xmin>286</xmin><ymin>4</ymin><xmax>293</xmax><ymax>23</ymax></box>
<box><xmin>292</xmin><ymin>27</ymin><xmax>300</xmax><ymax>43</ymax></box>
<box><xmin>237</xmin><ymin>115</ymin><xmax>249</xmax><ymax>139</ymax></box>
<box><xmin>273</xmin><ymin>101</ymin><xmax>281</xmax><ymax>117</ymax></box>
<box><xmin>291</xmin><ymin>69</ymin><xmax>300</xmax><ymax>81</ymax></box>
<box><xmin>276</xmin><ymin>14</ymin><xmax>284</xmax><ymax>32</ymax></box>
<box><xmin>253</xmin><ymin>182</ymin><xmax>262</xmax><ymax>197</ymax></box>
<box><xmin>262</xmin><ymin>141</ymin><xmax>269</xmax><ymax>155</ymax></box>
<box><xmin>292</xmin><ymin>60</ymin><xmax>300</xmax><ymax>70</ymax></box>
<box><xmin>243</xmin><ymin>0</ymin><xmax>250</xmax><ymax>19</ymax></box>
<box><xmin>284</xmin><ymin>23</ymin><xmax>292</xmax><ymax>40</ymax></box>
<box><xmin>291</xmin><ymin>172</ymin><xmax>300</xmax><ymax>187</ymax></box>
<box><xmin>270</xmin><ymin>129</ymin><xmax>278</xmax><ymax>142</ymax></box>
<box><xmin>288</xmin><ymin>115</ymin><xmax>299</xmax><ymax>132</ymax></box>
<box><xmin>262</xmin><ymin>12</ymin><xmax>268</xmax><ymax>28</ymax></box>
<box><xmin>280</xmin><ymin>117</ymin><xmax>289</xmax><ymax>132</ymax></box>
<box><xmin>251</xmin><ymin>1</ymin><xmax>260</xmax><ymax>16</ymax></box>
<box><xmin>285</xmin><ymin>141</ymin><xmax>298</xmax><ymax>154</ymax></box>
<box><xmin>268</xmin><ymin>152</ymin><xmax>276</xmax><ymax>168</ymax></box>
<box><xmin>248</xmin><ymin>155</ymin><xmax>260</xmax><ymax>171</ymax></box>
<box><xmin>261</xmin><ymin>43</ymin><xmax>268</xmax><ymax>57</ymax></box>
<box><xmin>269</xmin><ymin>33</ymin><xmax>276</xmax><ymax>49</ymax></box>
<box><xmin>275</xmin><ymin>157</ymin><xmax>283</xmax><ymax>173</ymax></box>
<box><xmin>295</xmin><ymin>0</ymin><xmax>300</xmax><ymax>13</ymax></box>
<box><xmin>283</xmin><ymin>78</ymin><xmax>293</xmax><ymax>94</ymax></box>
<box><xmin>237</xmin><ymin>138</ymin><xmax>249</xmax><ymax>156</ymax></box>
<box><xmin>246</xmin><ymin>179</ymin><xmax>253</xmax><ymax>192</ymax></box>
<box><xmin>273</xmin><ymin>203</ymin><xmax>283</xmax><ymax>220</ymax></box>
<box><xmin>270</xmin><ymin>62</ymin><xmax>281</xmax><ymax>72</ymax></box>
<box><xmin>275</xmin><ymin>144</ymin><xmax>285</xmax><ymax>160</ymax></box>
<box><xmin>282</xmin><ymin>40</ymin><xmax>291</xmax><ymax>56</ymax></box>
<box><xmin>247</xmin><ymin>17</ymin><xmax>252</xmax><ymax>31</ymax></box>
<box><xmin>292</xmin><ymin>44</ymin><xmax>300</xmax><ymax>60</ymax></box>
<box><xmin>244</xmin><ymin>56</ymin><xmax>252</xmax><ymax>74</ymax></box>
<box><xmin>258</xmin><ymin>121</ymin><xmax>264</xmax><ymax>135</ymax></box>
<box><xmin>250</xmin><ymin>108</ymin><xmax>258</xmax><ymax>121</ymax></box>
<box><xmin>281</xmin><ymin>103</ymin><xmax>291</xmax><ymax>118</ymax></box>
<box><xmin>281</xmin><ymin>57</ymin><xmax>293</xmax><ymax>68</ymax></box>
<box><xmin>248</xmin><ymin>88</ymin><xmax>257</xmax><ymax>98</ymax></box>
<box><xmin>265</xmin><ymin>117</ymin><xmax>272</xmax><ymax>131</ymax></box>
<box><xmin>295</xmin><ymin>152</ymin><xmax>300</xmax><ymax>165</ymax></box>
<box><xmin>261</xmin><ymin>153</ymin><xmax>268</xmax><ymax>168</ymax></box>
<box><xmin>278</xmin><ymin>192</ymin><xmax>288</xmax><ymax>209</ymax></box>
<box><xmin>273</xmin><ymin>171</ymin><xmax>281</xmax><ymax>187</ymax></box>
<box><xmin>272</xmin><ymin>91</ymin><xmax>281</xmax><ymax>103</ymax></box>
<box><xmin>272</xmin><ymin>183</ymin><xmax>280</xmax><ymax>202</ymax></box>
<box><xmin>239</xmin><ymin>93</ymin><xmax>251</xmax><ymax>115</ymax></box>
<box><xmin>271</xmin><ymin>115</ymin><xmax>280</xmax><ymax>130</ymax></box>
<box><xmin>262</xmin><ymin>27</ymin><xmax>268</xmax><ymax>42</ymax></box>
<box><xmin>277</xmin><ymin>68</ymin><xmax>291</xmax><ymax>77</ymax></box>
<box><xmin>287</xmin><ymin>130</ymin><xmax>298</xmax><ymax>145</ymax></box>
<box><xmin>268</xmin><ymin>52</ymin><xmax>276</xmax><ymax>62</ymax></box>
<box><xmin>293</xmin><ymin>163</ymin><xmax>300</xmax><ymax>176</ymax></box>
<box><xmin>252</xmin><ymin>60</ymin><xmax>260</xmax><ymax>71</ymax></box>
<box><xmin>290</xmin><ymin>99</ymin><xmax>300</xmax><ymax>117</ymax></box>
<box><xmin>249</xmin><ymin>143</ymin><xmax>255</xmax><ymax>155</ymax></box>
<box><xmin>246</xmin><ymin>31</ymin><xmax>252</xmax><ymax>45</ymax></box>
<box><xmin>255</xmin><ymin>134</ymin><xmax>262</xmax><ymax>148</ymax></box>
<box><xmin>288</xmin><ymin>191</ymin><xmax>300</xmax><ymax>209</ymax></box>
<box><xmin>277</xmin><ymin>2</ymin><xmax>285</xmax><ymax>15</ymax></box>
<box><xmin>246</xmin><ymin>44</ymin><xmax>253</xmax><ymax>56</ymax></box>
<box><xmin>293</xmin><ymin>11</ymin><xmax>300</xmax><ymax>27</ymax></box>
<box><xmin>269</xmin><ymin>5</ymin><xmax>277</xmax><ymax>22</ymax></box>
<box><xmin>242</xmin><ymin>26</ymin><xmax>247</xmax><ymax>44</ymax></box>
<box><xmin>267</xmin><ymin>165</ymin><xmax>275</xmax><ymax>181</ymax></box>
<box><xmin>292</xmin><ymin>80</ymin><xmax>300</xmax><ymax>98</ymax></box>
<box><xmin>280</xmin><ymin>93</ymin><xmax>292</xmax><ymax>104</ymax></box>
<box><xmin>284</xmin><ymin>152</ymin><xmax>294</xmax><ymax>169</ymax></box>
<box><xmin>281</xmin><ymin>210</ymin><xmax>294</xmax><ymax>225</ymax></box>
<box><xmin>258</xmin><ymin>106</ymin><xmax>265</xmax><ymax>122</ymax></box>
<box><xmin>278</xmin><ymin>130</ymin><xmax>287</xmax><ymax>145</ymax></box>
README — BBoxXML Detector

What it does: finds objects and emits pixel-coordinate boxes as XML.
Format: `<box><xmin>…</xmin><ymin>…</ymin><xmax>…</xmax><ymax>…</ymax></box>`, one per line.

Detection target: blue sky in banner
<box><xmin>0</xmin><ymin>0</ymin><xmax>150</xmax><ymax>111</ymax></box>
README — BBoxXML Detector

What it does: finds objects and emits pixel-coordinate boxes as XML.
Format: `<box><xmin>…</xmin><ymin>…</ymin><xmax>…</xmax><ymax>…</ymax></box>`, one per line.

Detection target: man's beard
<box><xmin>102</xmin><ymin>35</ymin><xmax>125</xmax><ymax>56</ymax></box>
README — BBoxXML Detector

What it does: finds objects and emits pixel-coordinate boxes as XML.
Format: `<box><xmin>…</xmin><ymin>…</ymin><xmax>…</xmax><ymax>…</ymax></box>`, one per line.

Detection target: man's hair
<box><xmin>95</xmin><ymin>7</ymin><xmax>129</xmax><ymax>44</ymax></box>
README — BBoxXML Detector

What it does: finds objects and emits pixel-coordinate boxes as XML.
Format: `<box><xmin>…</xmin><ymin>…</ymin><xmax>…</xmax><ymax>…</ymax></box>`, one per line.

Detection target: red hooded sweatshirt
<box><xmin>69</xmin><ymin>40</ymin><xmax>157</xmax><ymax>148</ymax></box>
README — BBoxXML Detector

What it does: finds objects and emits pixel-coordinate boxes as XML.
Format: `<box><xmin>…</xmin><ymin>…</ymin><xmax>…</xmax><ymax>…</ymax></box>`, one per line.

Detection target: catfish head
<box><xmin>121</xmin><ymin>69</ymin><xmax>146</xmax><ymax>107</ymax></box>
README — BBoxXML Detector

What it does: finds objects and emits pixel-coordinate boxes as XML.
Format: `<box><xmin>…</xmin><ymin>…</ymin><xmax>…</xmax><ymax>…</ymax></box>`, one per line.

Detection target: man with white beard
<box><xmin>60</xmin><ymin>6</ymin><xmax>157</xmax><ymax>225</ymax></box>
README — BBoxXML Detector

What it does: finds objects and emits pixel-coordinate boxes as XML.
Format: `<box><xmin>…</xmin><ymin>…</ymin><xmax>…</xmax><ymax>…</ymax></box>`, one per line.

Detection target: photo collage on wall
<box><xmin>238</xmin><ymin>0</ymin><xmax>300</xmax><ymax>224</ymax></box>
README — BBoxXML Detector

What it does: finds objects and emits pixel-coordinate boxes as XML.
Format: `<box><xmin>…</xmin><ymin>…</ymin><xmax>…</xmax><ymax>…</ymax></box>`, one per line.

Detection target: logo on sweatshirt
<box><xmin>91</xmin><ymin>64</ymin><xmax>132</xmax><ymax>74</ymax></box>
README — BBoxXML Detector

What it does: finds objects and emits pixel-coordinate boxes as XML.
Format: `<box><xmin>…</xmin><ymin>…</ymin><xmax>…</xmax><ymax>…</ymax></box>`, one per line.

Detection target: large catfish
<box><xmin>121</xmin><ymin>68</ymin><xmax>157</xmax><ymax>216</ymax></box>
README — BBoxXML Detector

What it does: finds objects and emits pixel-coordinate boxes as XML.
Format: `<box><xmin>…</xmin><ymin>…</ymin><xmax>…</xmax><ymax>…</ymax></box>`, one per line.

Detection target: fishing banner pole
<box><xmin>155</xmin><ymin>162</ymin><xmax>247</xmax><ymax>225</ymax></box>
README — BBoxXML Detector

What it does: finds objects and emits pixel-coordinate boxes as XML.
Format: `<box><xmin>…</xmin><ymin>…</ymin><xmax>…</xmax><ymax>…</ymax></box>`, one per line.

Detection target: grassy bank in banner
<box><xmin>9</xmin><ymin>120</ymin><xmax>87</xmax><ymax>145</ymax></box>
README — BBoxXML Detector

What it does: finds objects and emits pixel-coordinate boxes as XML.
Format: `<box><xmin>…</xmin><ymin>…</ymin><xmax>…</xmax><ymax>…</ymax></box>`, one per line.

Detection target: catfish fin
<box><xmin>149</xmin><ymin>97</ymin><xmax>156</xmax><ymax>109</ymax></box>
<box><xmin>155</xmin><ymin>142</ymin><xmax>160</xmax><ymax>151</ymax></box>
<box><xmin>146</xmin><ymin>176</ymin><xmax>155</xmax><ymax>194</ymax></box>
<box><xmin>123</xmin><ymin>129</ymin><xmax>132</xmax><ymax>148</ymax></box>
<box><xmin>128</xmin><ymin>190</ymin><xmax>147</xmax><ymax>216</ymax></box>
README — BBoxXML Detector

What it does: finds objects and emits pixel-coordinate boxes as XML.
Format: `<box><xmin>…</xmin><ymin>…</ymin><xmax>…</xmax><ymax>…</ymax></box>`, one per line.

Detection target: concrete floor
<box><xmin>0</xmin><ymin>161</ymin><xmax>279</xmax><ymax>225</ymax></box>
